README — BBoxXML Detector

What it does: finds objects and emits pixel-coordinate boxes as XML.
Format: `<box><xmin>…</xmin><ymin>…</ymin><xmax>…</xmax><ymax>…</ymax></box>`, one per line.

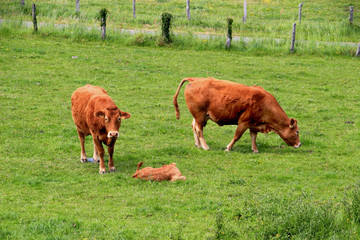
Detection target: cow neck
<box><xmin>268</xmin><ymin>108</ymin><xmax>290</xmax><ymax>134</ymax></box>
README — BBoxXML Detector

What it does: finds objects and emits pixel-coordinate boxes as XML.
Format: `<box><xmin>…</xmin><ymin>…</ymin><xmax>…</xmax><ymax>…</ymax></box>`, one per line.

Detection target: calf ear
<box><xmin>289</xmin><ymin>118</ymin><xmax>297</xmax><ymax>128</ymax></box>
<box><xmin>95</xmin><ymin>111</ymin><xmax>105</xmax><ymax>118</ymax></box>
<box><xmin>120</xmin><ymin>111</ymin><xmax>131</xmax><ymax>119</ymax></box>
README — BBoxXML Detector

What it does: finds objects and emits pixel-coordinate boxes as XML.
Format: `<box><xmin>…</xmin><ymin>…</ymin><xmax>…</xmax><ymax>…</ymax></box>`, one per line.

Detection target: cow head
<box><xmin>95</xmin><ymin>107</ymin><xmax>131</xmax><ymax>138</ymax></box>
<box><xmin>280</xmin><ymin>118</ymin><xmax>301</xmax><ymax>148</ymax></box>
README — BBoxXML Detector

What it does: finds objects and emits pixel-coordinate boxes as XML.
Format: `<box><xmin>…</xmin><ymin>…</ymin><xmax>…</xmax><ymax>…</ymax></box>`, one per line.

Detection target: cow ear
<box><xmin>289</xmin><ymin>118</ymin><xmax>297</xmax><ymax>128</ymax></box>
<box><xmin>120</xmin><ymin>111</ymin><xmax>131</xmax><ymax>119</ymax></box>
<box><xmin>95</xmin><ymin>111</ymin><xmax>105</xmax><ymax>118</ymax></box>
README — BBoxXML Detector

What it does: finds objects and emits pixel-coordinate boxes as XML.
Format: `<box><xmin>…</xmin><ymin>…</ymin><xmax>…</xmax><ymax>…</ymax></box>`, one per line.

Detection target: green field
<box><xmin>1</xmin><ymin>0</ymin><xmax>360</xmax><ymax>42</ymax></box>
<box><xmin>1</xmin><ymin>0</ymin><xmax>360</xmax><ymax>239</ymax></box>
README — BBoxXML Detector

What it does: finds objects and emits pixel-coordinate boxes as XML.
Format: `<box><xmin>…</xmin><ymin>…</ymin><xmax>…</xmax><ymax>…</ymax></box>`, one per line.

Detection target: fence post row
<box><xmin>243</xmin><ymin>0</ymin><xmax>247</xmax><ymax>23</ymax></box>
<box><xmin>298</xmin><ymin>2</ymin><xmax>303</xmax><ymax>23</ymax></box>
<box><xmin>186</xmin><ymin>0</ymin><xmax>191</xmax><ymax>20</ymax></box>
<box><xmin>133</xmin><ymin>0</ymin><xmax>136</xmax><ymax>19</ymax></box>
<box><xmin>226</xmin><ymin>18</ymin><xmax>233</xmax><ymax>49</ymax></box>
<box><xmin>76</xmin><ymin>0</ymin><xmax>80</xmax><ymax>14</ymax></box>
<box><xmin>349</xmin><ymin>6</ymin><xmax>354</xmax><ymax>24</ymax></box>
<box><xmin>290</xmin><ymin>23</ymin><xmax>296</xmax><ymax>53</ymax></box>
<box><xmin>32</xmin><ymin>4</ymin><xmax>38</xmax><ymax>32</ymax></box>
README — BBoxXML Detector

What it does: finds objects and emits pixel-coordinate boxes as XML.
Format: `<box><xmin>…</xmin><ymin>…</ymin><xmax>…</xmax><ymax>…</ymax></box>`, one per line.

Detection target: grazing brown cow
<box><xmin>71</xmin><ymin>85</ymin><xmax>131</xmax><ymax>174</ymax></box>
<box><xmin>132</xmin><ymin>162</ymin><xmax>186</xmax><ymax>182</ymax></box>
<box><xmin>173</xmin><ymin>77</ymin><xmax>301</xmax><ymax>152</ymax></box>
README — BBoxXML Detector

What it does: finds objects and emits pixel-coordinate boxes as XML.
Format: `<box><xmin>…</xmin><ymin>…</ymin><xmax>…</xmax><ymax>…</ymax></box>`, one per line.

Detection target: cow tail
<box><xmin>173</xmin><ymin>78</ymin><xmax>192</xmax><ymax>120</ymax></box>
<box><xmin>136</xmin><ymin>162</ymin><xmax>144</xmax><ymax>171</ymax></box>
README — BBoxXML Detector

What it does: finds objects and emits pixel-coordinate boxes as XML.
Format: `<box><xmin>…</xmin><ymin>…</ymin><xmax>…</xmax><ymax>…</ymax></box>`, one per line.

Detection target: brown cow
<box><xmin>173</xmin><ymin>77</ymin><xmax>301</xmax><ymax>152</ymax></box>
<box><xmin>132</xmin><ymin>162</ymin><xmax>186</xmax><ymax>182</ymax></box>
<box><xmin>71</xmin><ymin>85</ymin><xmax>131</xmax><ymax>174</ymax></box>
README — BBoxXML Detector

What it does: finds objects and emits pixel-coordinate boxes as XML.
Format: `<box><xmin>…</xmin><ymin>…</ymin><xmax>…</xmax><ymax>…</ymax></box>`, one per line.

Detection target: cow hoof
<box><xmin>99</xmin><ymin>170</ymin><xmax>106</xmax><ymax>174</ymax></box>
<box><xmin>252</xmin><ymin>150</ymin><xmax>259</xmax><ymax>154</ymax></box>
<box><xmin>225</xmin><ymin>148</ymin><xmax>230</xmax><ymax>152</ymax></box>
<box><xmin>80</xmin><ymin>158</ymin><xmax>87</xmax><ymax>163</ymax></box>
<box><xmin>109</xmin><ymin>168</ymin><xmax>116</xmax><ymax>173</ymax></box>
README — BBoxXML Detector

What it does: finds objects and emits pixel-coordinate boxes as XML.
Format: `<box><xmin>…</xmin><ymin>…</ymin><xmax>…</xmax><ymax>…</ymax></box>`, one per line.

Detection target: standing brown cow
<box><xmin>71</xmin><ymin>85</ymin><xmax>131</xmax><ymax>174</ymax></box>
<box><xmin>173</xmin><ymin>77</ymin><xmax>301</xmax><ymax>152</ymax></box>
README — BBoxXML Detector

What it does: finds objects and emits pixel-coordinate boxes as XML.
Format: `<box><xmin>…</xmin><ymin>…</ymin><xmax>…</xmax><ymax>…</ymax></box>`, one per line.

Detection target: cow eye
<box><xmin>105</xmin><ymin>117</ymin><xmax>109</xmax><ymax>122</ymax></box>
<box><xmin>117</xmin><ymin>116</ymin><xmax>121</xmax><ymax>121</ymax></box>
<box><xmin>296</xmin><ymin>131</ymin><xmax>299</xmax><ymax>135</ymax></box>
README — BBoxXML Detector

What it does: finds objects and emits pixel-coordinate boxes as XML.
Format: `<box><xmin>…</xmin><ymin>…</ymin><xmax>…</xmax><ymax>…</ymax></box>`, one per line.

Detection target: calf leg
<box><xmin>193</xmin><ymin>118</ymin><xmax>209</xmax><ymax>150</ymax></box>
<box><xmin>108</xmin><ymin>143</ymin><xmax>116</xmax><ymax>172</ymax></box>
<box><xmin>77</xmin><ymin>129</ymin><xmax>87</xmax><ymax>163</ymax></box>
<box><xmin>93</xmin><ymin>139</ymin><xmax>106</xmax><ymax>174</ymax></box>
<box><xmin>225</xmin><ymin>123</ymin><xmax>249</xmax><ymax>151</ymax></box>
<box><xmin>250</xmin><ymin>130</ymin><xmax>259</xmax><ymax>153</ymax></box>
<box><xmin>192</xmin><ymin>118</ymin><xmax>201</xmax><ymax>148</ymax></box>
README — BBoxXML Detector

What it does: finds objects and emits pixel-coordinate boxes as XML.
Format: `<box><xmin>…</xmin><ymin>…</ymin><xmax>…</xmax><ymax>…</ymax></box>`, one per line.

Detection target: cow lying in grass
<box><xmin>132</xmin><ymin>162</ymin><xmax>186</xmax><ymax>182</ymax></box>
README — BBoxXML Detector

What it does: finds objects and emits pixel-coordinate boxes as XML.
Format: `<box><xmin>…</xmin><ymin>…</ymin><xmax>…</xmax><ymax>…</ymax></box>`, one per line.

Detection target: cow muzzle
<box><xmin>293</xmin><ymin>142</ymin><xmax>301</xmax><ymax>148</ymax></box>
<box><xmin>108</xmin><ymin>131</ymin><xmax>119</xmax><ymax>138</ymax></box>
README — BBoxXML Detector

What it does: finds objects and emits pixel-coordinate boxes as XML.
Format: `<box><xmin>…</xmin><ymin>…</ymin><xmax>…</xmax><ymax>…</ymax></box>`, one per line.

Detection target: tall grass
<box><xmin>1</xmin><ymin>0</ymin><xmax>359</xmax><ymax>42</ymax></box>
<box><xmin>1</xmin><ymin>20</ymin><xmax>357</xmax><ymax>57</ymax></box>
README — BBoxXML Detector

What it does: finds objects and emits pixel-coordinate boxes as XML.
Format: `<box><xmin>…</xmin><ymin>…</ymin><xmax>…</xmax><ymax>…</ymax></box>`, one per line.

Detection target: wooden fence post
<box><xmin>349</xmin><ymin>6</ymin><xmax>353</xmax><ymax>25</ymax></box>
<box><xmin>133</xmin><ymin>0</ymin><xmax>136</xmax><ymax>19</ymax></box>
<box><xmin>243</xmin><ymin>0</ymin><xmax>247</xmax><ymax>23</ymax></box>
<box><xmin>161</xmin><ymin>13</ymin><xmax>173</xmax><ymax>44</ymax></box>
<box><xmin>226</xmin><ymin>18</ymin><xmax>233</xmax><ymax>49</ymax></box>
<box><xmin>186</xmin><ymin>0</ymin><xmax>191</xmax><ymax>20</ymax></box>
<box><xmin>21</xmin><ymin>0</ymin><xmax>25</xmax><ymax>6</ymax></box>
<box><xmin>99</xmin><ymin>8</ymin><xmax>108</xmax><ymax>40</ymax></box>
<box><xmin>290</xmin><ymin>23</ymin><xmax>296</xmax><ymax>53</ymax></box>
<box><xmin>76</xmin><ymin>0</ymin><xmax>80</xmax><ymax>14</ymax></box>
<box><xmin>32</xmin><ymin>4</ymin><xmax>38</xmax><ymax>32</ymax></box>
<box><xmin>298</xmin><ymin>2</ymin><xmax>303</xmax><ymax>23</ymax></box>
<box><xmin>356</xmin><ymin>43</ymin><xmax>360</xmax><ymax>57</ymax></box>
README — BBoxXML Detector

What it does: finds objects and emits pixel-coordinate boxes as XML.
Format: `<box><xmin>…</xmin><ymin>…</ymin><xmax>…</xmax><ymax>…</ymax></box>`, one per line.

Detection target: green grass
<box><xmin>1</xmin><ymin>0</ymin><xmax>360</xmax><ymax>43</ymax></box>
<box><xmin>1</xmin><ymin>25</ymin><xmax>360</xmax><ymax>239</ymax></box>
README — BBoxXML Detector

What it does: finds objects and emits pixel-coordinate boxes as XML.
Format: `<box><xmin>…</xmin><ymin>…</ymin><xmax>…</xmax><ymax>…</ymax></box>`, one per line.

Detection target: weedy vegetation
<box><xmin>1</xmin><ymin>0</ymin><xmax>360</xmax><ymax>239</ymax></box>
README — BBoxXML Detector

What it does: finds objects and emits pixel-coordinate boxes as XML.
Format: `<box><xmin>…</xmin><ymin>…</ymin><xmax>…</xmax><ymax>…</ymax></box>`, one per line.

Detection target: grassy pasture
<box><xmin>1</xmin><ymin>25</ymin><xmax>360</xmax><ymax>239</ymax></box>
<box><xmin>1</xmin><ymin>0</ymin><xmax>360</xmax><ymax>43</ymax></box>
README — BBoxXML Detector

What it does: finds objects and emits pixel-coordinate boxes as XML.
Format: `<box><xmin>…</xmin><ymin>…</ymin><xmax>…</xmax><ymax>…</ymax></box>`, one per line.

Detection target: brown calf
<box><xmin>132</xmin><ymin>162</ymin><xmax>186</xmax><ymax>182</ymax></box>
<box><xmin>71</xmin><ymin>85</ymin><xmax>131</xmax><ymax>174</ymax></box>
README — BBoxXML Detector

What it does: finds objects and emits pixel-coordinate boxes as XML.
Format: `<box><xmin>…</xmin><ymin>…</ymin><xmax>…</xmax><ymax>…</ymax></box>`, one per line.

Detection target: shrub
<box><xmin>161</xmin><ymin>12</ymin><xmax>173</xmax><ymax>44</ymax></box>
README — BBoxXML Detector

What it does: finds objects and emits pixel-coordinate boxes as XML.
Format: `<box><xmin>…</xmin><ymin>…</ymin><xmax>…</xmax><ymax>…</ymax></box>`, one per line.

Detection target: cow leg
<box><xmin>250</xmin><ymin>130</ymin><xmax>259</xmax><ymax>153</ymax></box>
<box><xmin>108</xmin><ymin>143</ymin><xmax>116</xmax><ymax>172</ymax></box>
<box><xmin>93</xmin><ymin>139</ymin><xmax>106</xmax><ymax>174</ymax></box>
<box><xmin>92</xmin><ymin>139</ymin><xmax>100</xmax><ymax>163</ymax></box>
<box><xmin>77</xmin><ymin>129</ymin><xmax>87</xmax><ymax>163</ymax></box>
<box><xmin>225</xmin><ymin>123</ymin><xmax>249</xmax><ymax>152</ymax></box>
<box><xmin>193</xmin><ymin>118</ymin><xmax>209</xmax><ymax>150</ymax></box>
<box><xmin>192</xmin><ymin>118</ymin><xmax>201</xmax><ymax>148</ymax></box>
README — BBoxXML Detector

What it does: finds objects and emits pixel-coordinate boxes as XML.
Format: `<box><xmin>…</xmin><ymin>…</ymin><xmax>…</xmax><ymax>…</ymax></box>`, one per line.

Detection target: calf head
<box><xmin>280</xmin><ymin>118</ymin><xmax>301</xmax><ymax>148</ymax></box>
<box><xmin>95</xmin><ymin>107</ymin><xmax>131</xmax><ymax>138</ymax></box>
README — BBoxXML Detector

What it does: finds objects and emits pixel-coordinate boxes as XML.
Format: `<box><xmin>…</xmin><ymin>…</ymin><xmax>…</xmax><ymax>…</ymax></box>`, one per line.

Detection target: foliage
<box><xmin>1</xmin><ymin>0</ymin><xmax>359</xmax><ymax>42</ymax></box>
<box><xmin>98</xmin><ymin>8</ymin><xmax>108</xmax><ymax>27</ymax></box>
<box><xmin>161</xmin><ymin>12</ymin><xmax>173</xmax><ymax>44</ymax></box>
<box><xmin>1</xmin><ymin>2</ymin><xmax>360</xmax><ymax>238</ymax></box>
<box><xmin>226</xmin><ymin>18</ymin><xmax>233</xmax><ymax>40</ymax></box>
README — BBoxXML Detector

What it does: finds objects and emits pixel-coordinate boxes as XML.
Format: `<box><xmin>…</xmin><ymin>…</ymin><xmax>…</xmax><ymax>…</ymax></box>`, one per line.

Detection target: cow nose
<box><xmin>108</xmin><ymin>131</ymin><xmax>119</xmax><ymax>138</ymax></box>
<box><xmin>294</xmin><ymin>142</ymin><xmax>301</xmax><ymax>148</ymax></box>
